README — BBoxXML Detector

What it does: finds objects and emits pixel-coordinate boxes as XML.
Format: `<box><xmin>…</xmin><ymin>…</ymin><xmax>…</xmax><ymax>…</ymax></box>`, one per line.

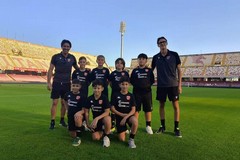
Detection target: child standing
<box><xmin>130</xmin><ymin>53</ymin><xmax>155</xmax><ymax>134</ymax></box>
<box><xmin>90</xmin><ymin>55</ymin><xmax>110</xmax><ymax>98</ymax></box>
<box><xmin>64</xmin><ymin>79</ymin><xmax>86</xmax><ymax>146</ymax></box>
<box><xmin>84</xmin><ymin>79</ymin><xmax>111</xmax><ymax>147</ymax></box>
<box><xmin>72</xmin><ymin>56</ymin><xmax>91</xmax><ymax>97</ymax></box>
<box><xmin>111</xmin><ymin>76</ymin><xmax>138</xmax><ymax>148</ymax></box>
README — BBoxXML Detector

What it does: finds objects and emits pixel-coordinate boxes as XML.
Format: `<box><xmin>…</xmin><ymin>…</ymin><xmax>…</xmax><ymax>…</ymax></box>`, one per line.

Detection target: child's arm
<box><xmin>63</xmin><ymin>100</ymin><xmax>69</xmax><ymax>111</ymax></box>
<box><xmin>111</xmin><ymin>106</ymin><xmax>127</xmax><ymax>117</ymax></box>
<box><xmin>90</xmin><ymin>108</ymin><xmax>110</xmax><ymax>129</ymax></box>
<box><xmin>150</xmin><ymin>69</ymin><xmax>155</xmax><ymax>85</ymax></box>
<box><xmin>84</xmin><ymin>108</ymin><xmax>90</xmax><ymax>128</ymax></box>
<box><xmin>120</xmin><ymin>106</ymin><xmax>136</xmax><ymax>126</ymax></box>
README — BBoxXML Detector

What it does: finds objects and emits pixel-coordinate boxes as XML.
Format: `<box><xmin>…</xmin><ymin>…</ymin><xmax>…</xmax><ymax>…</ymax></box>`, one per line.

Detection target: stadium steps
<box><xmin>0</xmin><ymin>74</ymin><xmax>14</xmax><ymax>81</ymax></box>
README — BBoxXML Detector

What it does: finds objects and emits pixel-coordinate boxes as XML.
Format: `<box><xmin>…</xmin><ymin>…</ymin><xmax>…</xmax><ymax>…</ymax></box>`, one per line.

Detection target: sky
<box><xmin>0</xmin><ymin>0</ymin><xmax>240</xmax><ymax>67</ymax></box>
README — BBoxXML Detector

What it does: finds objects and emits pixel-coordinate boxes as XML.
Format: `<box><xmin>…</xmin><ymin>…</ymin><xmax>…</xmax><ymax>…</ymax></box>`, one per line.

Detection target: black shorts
<box><xmin>134</xmin><ymin>92</ymin><xmax>152</xmax><ymax>112</ymax></box>
<box><xmin>51</xmin><ymin>82</ymin><xmax>71</xmax><ymax>99</ymax></box>
<box><xmin>116</xmin><ymin>115</ymin><xmax>133</xmax><ymax>133</ymax></box>
<box><xmin>156</xmin><ymin>87</ymin><xmax>179</xmax><ymax>102</ymax></box>
<box><xmin>67</xmin><ymin>110</ymin><xmax>82</xmax><ymax>131</ymax></box>
<box><xmin>92</xmin><ymin>118</ymin><xmax>104</xmax><ymax>132</ymax></box>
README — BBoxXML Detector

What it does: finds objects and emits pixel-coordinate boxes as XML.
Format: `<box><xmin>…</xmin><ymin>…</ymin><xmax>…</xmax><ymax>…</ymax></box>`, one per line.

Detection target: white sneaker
<box><xmin>128</xmin><ymin>138</ymin><xmax>136</xmax><ymax>148</ymax></box>
<box><xmin>103</xmin><ymin>136</ymin><xmax>110</xmax><ymax>147</ymax></box>
<box><xmin>146</xmin><ymin>126</ymin><xmax>153</xmax><ymax>134</ymax></box>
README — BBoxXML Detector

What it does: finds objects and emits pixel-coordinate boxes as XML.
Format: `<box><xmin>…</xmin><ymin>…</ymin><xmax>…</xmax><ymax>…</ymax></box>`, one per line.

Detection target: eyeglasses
<box><xmin>158</xmin><ymin>41</ymin><xmax>167</xmax><ymax>44</ymax></box>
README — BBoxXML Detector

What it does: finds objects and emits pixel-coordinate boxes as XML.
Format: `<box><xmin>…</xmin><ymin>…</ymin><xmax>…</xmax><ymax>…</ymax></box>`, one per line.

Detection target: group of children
<box><xmin>64</xmin><ymin>53</ymin><xmax>154</xmax><ymax>148</ymax></box>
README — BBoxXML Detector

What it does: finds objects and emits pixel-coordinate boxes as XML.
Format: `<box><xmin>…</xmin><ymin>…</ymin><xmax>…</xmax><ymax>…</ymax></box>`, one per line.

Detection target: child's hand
<box><xmin>87</xmin><ymin>124</ymin><xmax>95</xmax><ymax>132</ymax></box>
<box><xmin>47</xmin><ymin>83</ymin><xmax>52</xmax><ymax>91</ymax></box>
<box><xmin>90</xmin><ymin>119</ymin><xmax>98</xmax><ymax>129</ymax></box>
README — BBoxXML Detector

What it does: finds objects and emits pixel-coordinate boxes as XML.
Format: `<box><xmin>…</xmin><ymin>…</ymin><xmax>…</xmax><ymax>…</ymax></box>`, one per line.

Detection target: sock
<box><xmin>103</xmin><ymin>132</ymin><xmax>109</xmax><ymax>138</ymax></box>
<box><xmin>60</xmin><ymin>117</ymin><xmax>64</xmax><ymax>122</ymax></box>
<box><xmin>76</xmin><ymin>127</ymin><xmax>82</xmax><ymax>137</ymax></box>
<box><xmin>174</xmin><ymin>121</ymin><xmax>179</xmax><ymax>131</ymax></box>
<box><xmin>130</xmin><ymin>133</ymin><xmax>135</xmax><ymax>139</ymax></box>
<box><xmin>51</xmin><ymin>119</ymin><xmax>55</xmax><ymax>124</ymax></box>
<box><xmin>111</xmin><ymin>113</ymin><xmax>116</xmax><ymax>127</ymax></box>
<box><xmin>161</xmin><ymin>119</ymin><xmax>165</xmax><ymax>128</ymax></box>
<box><xmin>146</xmin><ymin>121</ymin><xmax>151</xmax><ymax>127</ymax></box>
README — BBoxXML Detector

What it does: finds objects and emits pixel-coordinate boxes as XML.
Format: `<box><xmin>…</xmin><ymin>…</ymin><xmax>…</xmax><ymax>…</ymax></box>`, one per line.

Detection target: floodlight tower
<box><xmin>120</xmin><ymin>21</ymin><xmax>126</xmax><ymax>58</ymax></box>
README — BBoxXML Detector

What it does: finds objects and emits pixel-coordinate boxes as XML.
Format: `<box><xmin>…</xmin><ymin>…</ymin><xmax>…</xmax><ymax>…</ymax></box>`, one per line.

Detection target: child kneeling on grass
<box><xmin>111</xmin><ymin>76</ymin><xmax>138</xmax><ymax>148</ymax></box>
<box><xmin>84</xmin><ymin>79</ymin><xmax>111</xmax><ymax>147</ymax></box>
<box><xmin>64</xmin><ymin>79</ymin><xmax>86</xmax><ymax>146</ymax></box>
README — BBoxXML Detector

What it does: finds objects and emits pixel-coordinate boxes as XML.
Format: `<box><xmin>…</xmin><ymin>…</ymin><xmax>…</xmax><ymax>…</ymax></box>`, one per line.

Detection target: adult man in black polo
<box><xmin>151</xmin><ymin>37</ymin><xmax>182</xmax><ymax>137</ymax></box>
<box><xmin>47</xmin><ymin>39</ymin><xmax>78</xmax><ymax>129</ymax></box>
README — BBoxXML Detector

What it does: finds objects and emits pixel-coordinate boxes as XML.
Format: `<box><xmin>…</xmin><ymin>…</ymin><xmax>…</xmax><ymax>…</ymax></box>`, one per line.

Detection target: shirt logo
<box><xmin>76</xmin><ymin>96</ymin><xmax>80</xmax><ymax>100</ymax></box>
<box><xmin>84</xmin><ymin>72</ymin><xmax>88</xmax><ymax>76</ymax></box>
<box><xmin>121</xmin><ymin>72</ymin><xmax>125</xmax><ymax>76</ymax></box>
<box><xmin>103</xmin><ymin>70</ymin><xmax>106</xmax><ymax>73</ymax></box>
<box><xmin>67</xmin><ymin>58</ymin><xmax>71</xmax><ymax>62</ymax></box>
<box><xmin>126</xmin><ymin>96</ymin><xmax>130</xmax><ymax>100</ymax></box>
<box><xmin>99</xmin><ymin>100</ymin><xmax>103</xmax><ymax>104</ymax></box>
<box><xmin>166</xmin><ymin>56</ymin><xmax>170</xmax><ymax>60</ymax></box>
<box><xmin>145</xmin><ymin>69</ymin><xmax>149</xmax><ymax>72</ymax></box>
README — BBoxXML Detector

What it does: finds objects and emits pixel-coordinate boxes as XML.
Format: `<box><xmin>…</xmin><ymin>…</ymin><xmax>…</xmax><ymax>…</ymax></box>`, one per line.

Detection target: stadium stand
<box><xmin>0</xmin><ymin>74</ymin><xmax>14</xmax><ymax>82</ymax></box>
<box><xmin>0</xmin><ymin>37</ymin><xmax>99</xmax><ymax>83</ymax></box>
<box><xmin>130</xmin><ymin>52</ymin><xmax>240</xmax><ymax>88</ymax></box>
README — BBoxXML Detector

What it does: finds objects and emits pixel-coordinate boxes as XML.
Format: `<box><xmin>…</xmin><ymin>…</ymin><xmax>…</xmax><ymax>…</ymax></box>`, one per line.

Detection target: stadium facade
<box><xmin>130</xmin><ymin>52</ymin><xmax>240</xmax><ymax>88</ymax></box>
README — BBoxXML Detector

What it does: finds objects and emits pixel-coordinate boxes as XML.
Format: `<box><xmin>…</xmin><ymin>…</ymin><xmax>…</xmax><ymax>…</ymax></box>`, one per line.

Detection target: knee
<box><xmin>103</xmin><ymin>116</ymin><xmax>111</xmax><ymax>124</ymax></box>
<box><xmin>131</xmin><ymin>117</ymin><xmax>138</xmax><ymax>127</ymax></box>
<box><xmin>52</xmin><ymin>100</ymin><xmax>58</xmax><ymax>107</ymax></box>
<box><xmin>92</xmin><ymin>135</ymin><xmax>101</xmax><ymax>141</ymax></box>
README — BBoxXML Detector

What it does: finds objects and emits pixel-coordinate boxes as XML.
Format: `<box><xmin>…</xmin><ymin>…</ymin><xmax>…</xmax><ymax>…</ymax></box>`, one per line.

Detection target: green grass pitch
<box><xmin>0</xmin><ymin>84</ymin><xmax>239</xmax><ymax>160</ymax></box>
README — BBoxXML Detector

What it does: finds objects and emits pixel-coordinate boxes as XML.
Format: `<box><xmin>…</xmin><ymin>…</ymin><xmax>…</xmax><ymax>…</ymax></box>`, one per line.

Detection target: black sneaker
<box><xmin>174</xmin><ymin>128</ymin><xmax>182</xmax><ymax>138</ymax></box>
<box><xmin>156</xmin><ymin>126</ymin><xmax>165</xmax><ymax>134</ymax></box>
<box><xmin>59</xmin><ymin>120</ymin><xmax>68</xmax><ymax>127</ymax></box>
<box><xmin>49</xmin><ymin>121</ymin><xmax>55</xmax><ymax>129</ymax></box>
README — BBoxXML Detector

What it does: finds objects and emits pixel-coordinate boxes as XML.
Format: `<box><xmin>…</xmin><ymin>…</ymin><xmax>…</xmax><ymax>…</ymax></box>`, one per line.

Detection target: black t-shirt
<box><xmin>111</xmin><ymin>92</ymin><xmax>136</xmax><ymax>114</ymax></box>
<box><xmin>130</xmin><ymin>67</ymin><xmax>154</xmax><ymax>94</ymax></box>
<box><xmin>90</xmin><ymin>67</ymin><xmax>110</xmax><ymax>87</ymax></box>
<box><xmin>64</xmin><ymin>91</ymin><xmax>86</xmax><ymax>115</ymax></box>
<box><xmin>109</xmin><ymin>70</ymin><xmax>129</xmax><ymax>93</ymax></box>
<box><xmin>85</xmin><ymin>94</ymin><xmax>110</xmax><ymax>119</ymax></box>
<box><xmin>72</xmin><ymin>69</ymin><xmax>91</xmax><ymax>96</ymax></box>
<box><xmin>51</xmin><ymin>53</ymin><xmax>77</xmax><ymax>83</ymax></box>
<box><xmin>151</xmin><ymin>50</ymin><xmax>181</xmax><ymax>87</ymax></box>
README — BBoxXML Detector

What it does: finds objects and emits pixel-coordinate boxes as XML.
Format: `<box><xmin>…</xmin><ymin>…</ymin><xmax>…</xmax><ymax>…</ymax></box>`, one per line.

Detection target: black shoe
<box><xmin>156</xmin><ymin>126</ymin><xmax>165</xmax><ymax>134</ymax></box>
<box><xmin>174</xmin><ymin>128</ymin><xmax>182</xmax><ymax>138</ymax></box>
<box><xmin>49</xmin><ymin>121</ymin><xmax>55</xmax><ymax>129</ymax></box>
<box><xmin>59</xmin><ymin>120</ymin><xmax>68</xmax><ymax>127</ymax></box>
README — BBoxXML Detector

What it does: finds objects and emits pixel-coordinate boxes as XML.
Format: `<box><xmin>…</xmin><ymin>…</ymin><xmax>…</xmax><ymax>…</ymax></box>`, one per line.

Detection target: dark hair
<box><xmin>79</xmin><ymin>56</ymin><xmax>87</xmax><ymax>61</ymax></box>
<box><xmin>61</xmin><ymin>39</ymin><xmax>72</xmax><ymax>48</ymax></box>
<box><xmin>97</xmin><ymin>55</ymin><xmax>105</xmax><ymax>60</ymax></box>
<box><xmin>72</xmin><ymin>79</ymin><xmax>81</xmax><ymax>85</ymax></box>
<box><xmin>119</xmin><ymin>76</ymin><xmax>130</xmax><ymax>83</ymax></box>
<box><xmin>157</xmin><ymin>37</ymin><xmax>167</xmax><ymax>44</ymax></box>
<box><xmin>92</xmin><ymin>79</ymin><xmax>104</xmax><ymax>87</ymax></box>
<box><xmin>115</xmin><ymin>58</ymin><xmax>125</xmax><ymax>69</ymax></box>
<box><xmin>138</xmin><ymin>53</ymin><xmax>148</xmax><ymax>59</ymax></box>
